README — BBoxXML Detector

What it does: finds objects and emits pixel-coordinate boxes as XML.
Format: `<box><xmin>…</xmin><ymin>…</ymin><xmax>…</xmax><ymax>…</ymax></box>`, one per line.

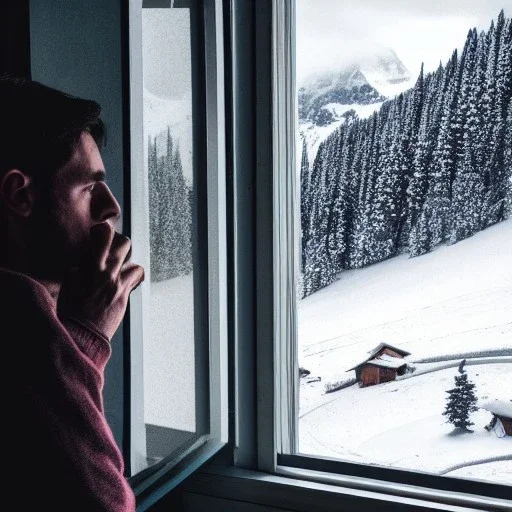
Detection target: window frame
<box><xmin>123</xmin><ymin>0</ymin><xmax>511</xmax><ymax>508</ymax></box>
<box><xmin>248</xmin><ymin>0</ymin><xmax>512</xmax><ymax>509</ymax></box>
<box><xmin>126</xmin><ymin>0</ymin><xmax>229</xmax><ymax>508</ymax></box>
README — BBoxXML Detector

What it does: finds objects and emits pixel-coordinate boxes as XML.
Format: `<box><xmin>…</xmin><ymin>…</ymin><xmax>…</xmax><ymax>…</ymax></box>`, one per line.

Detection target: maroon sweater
<box><xmin>2</xmin><ymin>267</ymin><xmax>136</xmax><ymax>511</ymax></box>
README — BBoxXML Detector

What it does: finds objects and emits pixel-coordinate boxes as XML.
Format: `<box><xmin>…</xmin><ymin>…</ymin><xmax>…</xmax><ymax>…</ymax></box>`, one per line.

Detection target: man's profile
<box><xmin>0</xmin><ymin>75</ymin><xmax>143</xmax><ymax>511</ymax></box>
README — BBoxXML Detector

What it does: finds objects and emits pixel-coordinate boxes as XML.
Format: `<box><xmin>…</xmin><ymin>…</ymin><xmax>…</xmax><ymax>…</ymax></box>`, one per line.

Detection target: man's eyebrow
<box><xmin>73</xmin><ymin>168</ymin><xmax>106</xmax><ymax>182</ymax></box>
<box><xmin>91</xmin><ymin>169</ymin><xmax>106</xmax><ymax>181</ymax></box>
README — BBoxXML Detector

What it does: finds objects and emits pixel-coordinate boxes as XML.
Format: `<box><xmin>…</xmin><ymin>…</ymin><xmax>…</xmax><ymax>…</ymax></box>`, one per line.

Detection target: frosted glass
<box><xmin>141</xmin><ymin>6</ymin><xmax>207</xmax><ymax>466</ymax></box>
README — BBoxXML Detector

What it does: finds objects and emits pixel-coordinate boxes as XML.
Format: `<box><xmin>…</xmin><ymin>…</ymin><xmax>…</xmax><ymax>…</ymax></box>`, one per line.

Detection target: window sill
<box><xmin>133</xmin><ymin>437</ymin><xmax>227</xmax><ymax>512</ymax></box>
<box><xmin>183</xmin><ymin>464</ymin><xmax>511</xmax><ymax>511</ymax></box>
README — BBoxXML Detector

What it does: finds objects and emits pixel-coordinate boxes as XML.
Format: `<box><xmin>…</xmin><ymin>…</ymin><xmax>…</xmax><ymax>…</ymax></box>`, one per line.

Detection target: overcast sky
<box><xmin>297</xmin><ymin>0</ymin><xmax>507</xmax><ymax>84</ymax></box>
<box><xmin>142</xmin><ymin>9</ymin><xmax>191</xmax><ymax>100</ymax></box>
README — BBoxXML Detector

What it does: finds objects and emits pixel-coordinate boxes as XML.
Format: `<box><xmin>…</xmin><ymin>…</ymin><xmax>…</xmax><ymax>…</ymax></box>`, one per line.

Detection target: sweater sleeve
<box><xmin>61</xmin><ymin>316</ymin><xmax>112</xmax><ymax>412</ymax></box>
<box><xmin>62</xmin><ymin>316</ymin><xmax>112</xmax><ymax>371</ymax></box>
<box><xmin>1</xmin><ymin>268</ymin><xmax>136</xmax><ymax>512</ymax></box>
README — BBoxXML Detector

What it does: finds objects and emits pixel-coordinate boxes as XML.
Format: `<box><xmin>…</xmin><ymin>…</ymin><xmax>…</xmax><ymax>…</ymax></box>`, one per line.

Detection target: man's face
<box><xmin>30</xmin><ymin>132</ymin><xmax>121</xmax><ymax>280</ymax></box>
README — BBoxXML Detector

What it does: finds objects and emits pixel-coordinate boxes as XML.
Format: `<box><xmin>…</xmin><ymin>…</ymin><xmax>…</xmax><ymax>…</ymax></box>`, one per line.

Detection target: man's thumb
<box><xmin>121</xmin><ymin>264</ymin><xmax>145</xmax><ymax>292</ymax></box>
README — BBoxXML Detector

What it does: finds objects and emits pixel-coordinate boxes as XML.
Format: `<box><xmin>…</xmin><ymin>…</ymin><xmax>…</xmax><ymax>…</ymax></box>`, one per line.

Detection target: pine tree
<box><xmin>504</xmin><ymin>100</ymin><xmax>512</xmax><ymax>219</ymax></box>
<box><xmin>171</xmin><ymin>144</ymin><xmax>192</xmax><ymax>275</ymax></box>
<box><xmin>300</xmin><ymin>135</ymin><xmax>311</xmax><ymax>273</ymax></box>
<box><xmin>442</xmin><ymin>359</ymin><xmax>478</xmax><ymax>432</ymax></box>
<box><xmin>148</xmin><ymin>136</ymin><xmax>163</xmax><ymax>281</ymax></box>
<box><xmin>148</xmin><ymin>128</ymin><xmax>192</xmax><ymax>281</ymax></box>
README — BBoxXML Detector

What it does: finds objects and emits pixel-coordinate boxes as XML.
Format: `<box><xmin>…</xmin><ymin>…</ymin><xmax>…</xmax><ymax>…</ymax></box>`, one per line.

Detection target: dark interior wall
<box><xmin>0</xmin><ymin>0</ymin><xmax>31</xmax><ymax>78</ymax></box>
<box><xmin>29</xmin><ymin>0</ymin><xmax>127</xmax><ymax>452</ymax></box>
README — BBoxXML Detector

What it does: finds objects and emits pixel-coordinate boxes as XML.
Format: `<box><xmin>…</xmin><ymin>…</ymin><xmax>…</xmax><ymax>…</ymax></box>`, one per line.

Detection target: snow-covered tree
<box><xmin>442</xmin><ymin>359</ymin><xmax>478</xmax><ymax>432</ymax></box>
<box><xmin>299</xmin><ymin>135</ymin><xmax>310</xmax><ymax>273</ymax></box>
<box><xmin>148</xmin><ymin>128</ymin><xmax>192</xmax><ymax>281</ymax></box>
<box><xmin>504</xmin><ymin>101</ymin><xmax>512</xmax><ymax>219</ymax></box>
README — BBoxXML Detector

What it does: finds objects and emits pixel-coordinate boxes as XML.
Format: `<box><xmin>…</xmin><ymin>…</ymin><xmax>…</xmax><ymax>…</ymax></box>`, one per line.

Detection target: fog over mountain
<box><xmin>299</xmin><ymin>46</ymin><xmax>413</xmax><ymax>127</ymax></box>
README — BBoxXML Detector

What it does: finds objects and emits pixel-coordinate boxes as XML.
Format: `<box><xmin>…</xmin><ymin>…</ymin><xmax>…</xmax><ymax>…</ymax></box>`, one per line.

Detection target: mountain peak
<box><xmin>299</xmin><ymin>46</ymin><xmax>413</xmax><ymax>110</ymax></box>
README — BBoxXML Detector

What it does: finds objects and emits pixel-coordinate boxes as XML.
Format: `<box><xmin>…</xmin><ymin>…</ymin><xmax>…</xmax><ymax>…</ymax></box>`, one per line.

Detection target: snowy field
<box><xmin>298</xmin><ymin>220</ymin><xmax>512</xmax><ymax>482</ymax></box>
<box><xmin>145</xmin><ymin>274</ymin><xmax>196</xmax><ymax>431</ymax></box>
<box><xmin>300</xmin><ymin>364</ymin><xmax>511</xmax><ymax>472</ymax></box>
<box><xmin>446</xmin><ymin>460</ymin><xmax>512</xmax><ymax>486</ymax></box>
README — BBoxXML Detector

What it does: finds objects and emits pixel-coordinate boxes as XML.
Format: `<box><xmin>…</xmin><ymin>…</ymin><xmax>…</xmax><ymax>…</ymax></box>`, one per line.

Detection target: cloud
<box><xmin>296</xmin><ymin>0</ymin><xmax>506</xmax><ymax>84</ymax></box>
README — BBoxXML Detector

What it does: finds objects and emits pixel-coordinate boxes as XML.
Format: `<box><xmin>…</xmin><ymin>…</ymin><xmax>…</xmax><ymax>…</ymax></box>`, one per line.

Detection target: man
<box><xmin>0</xmin><ymin>75</ymin><xmax>144</xmax><ymax>511</ymax></box>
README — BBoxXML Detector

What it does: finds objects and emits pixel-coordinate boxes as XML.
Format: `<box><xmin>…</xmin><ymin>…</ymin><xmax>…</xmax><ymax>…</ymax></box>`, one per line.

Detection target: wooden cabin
<box><xmin>347</xmin><ymin>343</ymin><xmax>411</xmax><ymax>387</ymax></box>
<box><xmin>480</xmin><ymin>400</ymin><xmax>512</xmax><ymax>437</ymax></box>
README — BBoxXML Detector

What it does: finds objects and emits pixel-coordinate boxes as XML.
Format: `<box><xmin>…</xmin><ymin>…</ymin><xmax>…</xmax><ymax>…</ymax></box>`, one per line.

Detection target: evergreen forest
<box><xmin>300</xmin><ymin>11</ymin><xmax>512</xmax><ymax>298</ymax></box>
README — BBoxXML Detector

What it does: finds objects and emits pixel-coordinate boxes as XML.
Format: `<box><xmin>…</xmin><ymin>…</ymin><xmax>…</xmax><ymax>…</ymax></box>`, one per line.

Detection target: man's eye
<box><xmin>88</xmin><ymin>184</ymin><xmax>96</xmax><ymax>191</ymax></box>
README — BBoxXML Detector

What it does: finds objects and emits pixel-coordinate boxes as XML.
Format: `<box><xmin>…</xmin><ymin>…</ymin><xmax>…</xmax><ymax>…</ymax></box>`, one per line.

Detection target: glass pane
<box><xmin>138</xmin><ymin>0</ymin><xmax>208</xmax><ymax>471</ymax></box>
<box><xmin>296</xmin><ymin>0</ymin><xmax>512</xmax><ymax>486</ymax></box>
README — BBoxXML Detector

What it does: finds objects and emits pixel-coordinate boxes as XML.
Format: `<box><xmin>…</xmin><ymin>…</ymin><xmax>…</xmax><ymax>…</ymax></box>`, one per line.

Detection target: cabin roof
<box><xmin>346</xmin><ymin>343</ymin><xmax>411</xmax><ymax>372</ymax></box>
<box><xmin>366</xmin><ymin>354</ymin><xmax>408</xmax><ymax>369</ymax></box>
<box><xmin>478</xmin><ymin>399</ymin><xmax>512</xmax><ymax>418</ymax></box>
<box><xmin>367</xmin><ymin>342</ymin><xmax>411</xmax><ymax>359</ymax></box>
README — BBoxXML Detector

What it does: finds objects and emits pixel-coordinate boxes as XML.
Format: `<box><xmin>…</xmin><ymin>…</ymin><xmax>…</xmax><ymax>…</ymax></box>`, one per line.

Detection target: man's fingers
<box><xmin>106</xmin><ymin>232</ymin><xmax>132</xmax><ymax>278</ymax></box>
<box><xmin>120</xmin><ymin>263</ymin><xmax>145</xmax><ymax>293</ymax></box>
<box><xmin>90</xmin><ymin>223</ymin><xmax>115</xmax><ymax>270</ymax></box>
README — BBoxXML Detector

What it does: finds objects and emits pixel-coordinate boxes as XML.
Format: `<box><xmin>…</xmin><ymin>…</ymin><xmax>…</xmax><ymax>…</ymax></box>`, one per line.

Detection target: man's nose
<box><xmin>94</xmin><ymin>183</ymin><xmax>121</xmax><ymax>226</ymax></box>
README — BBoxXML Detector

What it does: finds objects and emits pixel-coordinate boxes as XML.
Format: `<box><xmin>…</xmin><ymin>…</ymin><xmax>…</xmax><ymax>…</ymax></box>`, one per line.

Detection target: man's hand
<box><xmin>58</xmin><ymin>223</ymin><xmax>145</xmax><ymax>341</ymax></box>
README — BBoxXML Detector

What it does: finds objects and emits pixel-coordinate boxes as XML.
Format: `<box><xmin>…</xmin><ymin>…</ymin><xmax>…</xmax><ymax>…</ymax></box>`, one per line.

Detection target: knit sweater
<box><xmin>1</xmin><ymin>267</ymin><xmax>136</xmax><ymax>511</ymax></box>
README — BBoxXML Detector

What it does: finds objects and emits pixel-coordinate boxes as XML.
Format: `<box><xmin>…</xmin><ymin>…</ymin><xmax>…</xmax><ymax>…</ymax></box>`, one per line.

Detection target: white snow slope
<box><xmin>298</xmin><ymin>220</ymin><xmax>512</xmax><ymax>482</ymax></box>
<box><xmin>300</xmin><ymin>364</ymin><xmax>512</xmax><ymax>475</ymax></box>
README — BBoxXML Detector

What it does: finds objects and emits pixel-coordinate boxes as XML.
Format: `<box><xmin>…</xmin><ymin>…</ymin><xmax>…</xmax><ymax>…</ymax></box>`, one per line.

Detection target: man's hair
<box><xmin>0</xmin><ymin>74</ymin><xmax>105</xmax><ymax>184</ymax></box>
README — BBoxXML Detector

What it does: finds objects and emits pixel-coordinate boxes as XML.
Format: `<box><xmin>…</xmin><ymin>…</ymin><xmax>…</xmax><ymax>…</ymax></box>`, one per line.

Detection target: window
<box><xmin>123</xmin><ymin>0</ymin><xmax>512</xmax><ymax>509</ymax></box>
<box><xmin>26</xmin><ymin>0</ymin><xmax>509</xmax><ymax>509</ymax></box>
<box><xmin>267</xmin><ymin>0</ymin><xmax>511</xmax><ymax>506</ymax></box>
<box><xmin>126</xmin><ymin>0</ymin><xmax>228</xmax><ymax>507</ymax></box>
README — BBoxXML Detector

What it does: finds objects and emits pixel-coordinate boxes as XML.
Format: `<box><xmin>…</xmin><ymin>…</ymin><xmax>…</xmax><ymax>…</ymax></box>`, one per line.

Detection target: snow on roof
<box><xmin>346</xmin><ymin>343</ymin><xmax>410</xmax><ymax>372</ymax></box>
<box><xmin>478</xmin><ymin>399</ymin><xmax>512</xmax><ymax>418</ymax></box>
<box><xmin>367</xmin><ymin>354</ymin><xmax>408</xmax><ymax>369</ymax></box>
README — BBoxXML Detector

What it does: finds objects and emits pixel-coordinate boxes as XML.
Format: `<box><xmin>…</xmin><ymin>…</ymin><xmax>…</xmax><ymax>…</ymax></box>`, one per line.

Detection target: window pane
<box><xmin>296</xmin><ymin>0</ymin><xmax>512</xmax><ymax>486</ymax></box>
<box><xmin>134</xmin><ymin>0</ymin><xmax>208</xmax><ymax>473</ymax></box>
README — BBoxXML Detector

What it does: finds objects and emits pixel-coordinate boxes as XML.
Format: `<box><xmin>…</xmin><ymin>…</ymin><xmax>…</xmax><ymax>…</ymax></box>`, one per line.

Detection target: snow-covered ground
<box><xmin>298</xmin><ymin>220</ymin><xmax>512</xmax><ymax>482</ymax></box>
<box><xmin>445</xmin><ymin>460</ymin><xmax>512</xmax><ymax>486</ymax></box>
<box><xmin>144</xmin><ymin>273</ymin><xmax>196</xmax><ymax>431</ymax></box>
<box><xmin>299</xmin><ymin>363</ymin><xmax>512</xmax><ymax>477</ymax></box>
<box><xmin>299</xmin><ymin>220</ymin><xmax>512</xmax><ymax>382</ymax></box>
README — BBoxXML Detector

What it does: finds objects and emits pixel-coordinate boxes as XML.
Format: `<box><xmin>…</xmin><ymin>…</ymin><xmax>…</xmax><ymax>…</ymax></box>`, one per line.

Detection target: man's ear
<box><xmin>0</xmin><ymin>169</ymin><xmax>35</xmax><ymax>218</ymax></box>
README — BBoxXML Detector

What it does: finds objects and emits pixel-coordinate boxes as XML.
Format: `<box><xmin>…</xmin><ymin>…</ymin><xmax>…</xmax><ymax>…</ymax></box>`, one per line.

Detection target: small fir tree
<box><xmin>442</xmin><ymin>359</ymin><xmax>478</xmax><ymax>432</ymax></box>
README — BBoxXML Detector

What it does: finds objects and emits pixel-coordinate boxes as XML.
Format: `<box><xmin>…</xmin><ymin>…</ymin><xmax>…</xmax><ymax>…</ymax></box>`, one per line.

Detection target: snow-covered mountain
<box><xmin>299</xmin><ymin>46</ymin><xmax>412</xmax><ymax>124</ymax></box>
<box><xmin>298</xmin><ymin>66</ymin><xmax>386</xmax><ymax>125</ymax></box>
<box><xmin>298</xmin><ymin>47</ymin><xmax>414</xmax><ymax>166</ymax></box>
<box><xmin>358</xmin><ymin>47</ymin><xmax>414</xmax><ymax>98</ymax></box>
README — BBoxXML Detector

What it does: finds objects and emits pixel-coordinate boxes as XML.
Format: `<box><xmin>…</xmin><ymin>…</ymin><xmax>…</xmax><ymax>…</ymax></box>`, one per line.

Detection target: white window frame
<box><xmin>256</xmin><ymin>0</ymin><xmax>512</xmax><ymax>510</ymax></box>
<box><xmin>127</xmin><ymin>0</ymin><xmax>228</xmax><ymax>507</ymax></box>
